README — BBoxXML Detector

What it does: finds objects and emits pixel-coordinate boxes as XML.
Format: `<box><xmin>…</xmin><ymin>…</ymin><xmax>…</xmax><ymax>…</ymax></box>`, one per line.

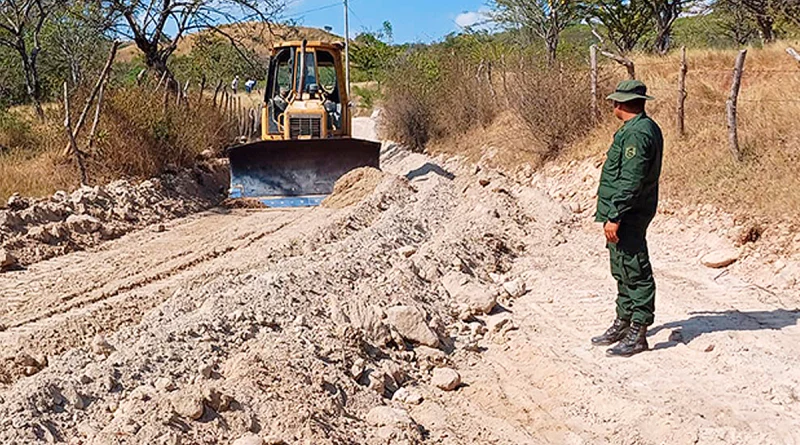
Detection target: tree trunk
<box><xmin>756</xmin><ymin>15</ymin><xmax>774</xmax><ymax>44</ymax></box>
<box><xmin>654</xmin><ymin>28</ymin><xmax>671</xmax><ymax>55</ymax></box>
<box><xmin>546</xmin><ymin>33</ymin><xmax>559</xmax><ymax>65</ymax></box>
<box><xmin>19</xmin><ymin>45</ymin><xmax>45</xmax><ymax>121</ymax></box>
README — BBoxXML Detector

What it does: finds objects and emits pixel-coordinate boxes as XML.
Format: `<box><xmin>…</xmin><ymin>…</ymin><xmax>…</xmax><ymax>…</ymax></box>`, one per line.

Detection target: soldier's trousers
<box><xmin>608</xmin><ymin>226</ymin><xmax>656</xmax><ymax>326</ymax></box>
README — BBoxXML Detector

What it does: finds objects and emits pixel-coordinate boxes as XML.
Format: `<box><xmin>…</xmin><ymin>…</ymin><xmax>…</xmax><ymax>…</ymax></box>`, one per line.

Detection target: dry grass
<box><xmin>0</xmin><ymin>86</ymin><xmax>233</xmax><ymax>202</ymax></box>
<box><xmin>569</xmin><ymin>41</ymin><xmax>800</xmax><ymax>220</ymax></box>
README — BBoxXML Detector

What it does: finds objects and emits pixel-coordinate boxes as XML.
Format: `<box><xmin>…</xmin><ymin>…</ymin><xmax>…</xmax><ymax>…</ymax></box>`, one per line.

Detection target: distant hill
<box><xmin>117</xmin><ymin>23</ymin><xmax>342</xmax><ymax>63</ymax></box>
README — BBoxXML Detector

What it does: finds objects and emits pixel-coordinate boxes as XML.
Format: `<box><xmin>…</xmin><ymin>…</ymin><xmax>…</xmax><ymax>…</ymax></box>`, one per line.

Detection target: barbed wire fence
<box><xmin>590</xmin><ymin>45</ymin><xmax>800</xmax><ymax>163</ymax></box>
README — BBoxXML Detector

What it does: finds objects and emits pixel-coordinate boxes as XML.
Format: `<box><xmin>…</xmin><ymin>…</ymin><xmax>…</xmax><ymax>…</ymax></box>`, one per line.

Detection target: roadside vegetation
<box><xmin>373</xmin><ymin>1</ymin><xmax>800</xmax><ymax>221</ymax></box>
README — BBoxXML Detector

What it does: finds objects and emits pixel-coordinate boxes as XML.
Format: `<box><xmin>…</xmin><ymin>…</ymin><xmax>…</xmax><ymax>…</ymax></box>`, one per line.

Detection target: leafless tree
<box><xmin>102</xmin><ymin>0</ymin><xmax>286</xmax><ymax>84</ymax></box>
<box><xmin>0</xmin><ymin>0</ymin><xmax>63</xmax><ymax>120</ymax></box>
<box><xmin>492</xmin><ymin>0</ymin><xmax>584</xmax><ymax>64</ymax></box>
<box><xmin>646</xmin><ymin>0</ymin><xmax>688</xmax><ymax>55</ymax></box>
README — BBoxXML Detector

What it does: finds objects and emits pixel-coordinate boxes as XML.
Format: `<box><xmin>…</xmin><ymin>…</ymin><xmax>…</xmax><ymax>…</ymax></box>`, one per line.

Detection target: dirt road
<box><xmin>0</xmin><ymin>118</ymin><xmax>797</xmax><ymax>444</ymax></box>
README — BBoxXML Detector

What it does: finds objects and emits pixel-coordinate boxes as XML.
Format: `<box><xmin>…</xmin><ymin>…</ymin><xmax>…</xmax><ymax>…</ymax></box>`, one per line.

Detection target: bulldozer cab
<box><xmin>227</xmin><ymin>40</ymin><xmax>380</xmax><ymax>208</ymax></box>
<box><xmin>263</xmin><ymin>41</ymin><xmax>350</xmax><ymax>140</ymax></box>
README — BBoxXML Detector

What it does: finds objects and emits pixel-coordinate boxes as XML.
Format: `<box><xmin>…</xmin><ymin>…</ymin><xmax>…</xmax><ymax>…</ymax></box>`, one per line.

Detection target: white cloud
<box><xmin>455</xmin><ymin>7</ymin><xmax>490</xmax><ymax>29</ymax></box>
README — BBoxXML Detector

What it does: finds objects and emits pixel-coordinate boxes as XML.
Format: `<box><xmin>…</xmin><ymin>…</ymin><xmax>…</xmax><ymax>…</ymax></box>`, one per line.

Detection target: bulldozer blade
<box><xmin>228</xmin><ymin>138</ymin><xmax>381</xmax><ymax>208</ymax></box>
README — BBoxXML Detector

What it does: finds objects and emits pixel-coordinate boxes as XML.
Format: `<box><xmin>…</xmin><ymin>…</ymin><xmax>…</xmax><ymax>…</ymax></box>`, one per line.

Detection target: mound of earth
<box><xmin>0</xmin><ymin>159</ymin><xmax>228</xmax><ymax>269</ymax></box>
<box><xmin>322</xmin><ymin>167</ymin><xmax>387</xmax><ymax>209</ymax></box>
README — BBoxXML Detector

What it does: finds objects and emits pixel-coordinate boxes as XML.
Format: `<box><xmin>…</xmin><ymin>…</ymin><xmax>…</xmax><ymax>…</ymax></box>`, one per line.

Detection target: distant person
<box><xmin>245</xmin><ymin>79</ymin><xmax>256</xmax><ymax>94</ymax></box>
<box><xmin>591</xmin><ymin>80</ymin><xmax>664</xmax><ymax>358</ymax></box>
<box><xmin>231</xmin><ymin>76</ymin><xmax>240</xmax><ymax>94</ymax></box>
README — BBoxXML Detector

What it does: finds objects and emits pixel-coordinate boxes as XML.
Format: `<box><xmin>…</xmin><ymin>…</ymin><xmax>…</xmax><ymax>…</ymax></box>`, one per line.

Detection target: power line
<box><xmin>284</xmin><ymin>1</ymin><xmax>341</xmax><ymax>20</ymax></box>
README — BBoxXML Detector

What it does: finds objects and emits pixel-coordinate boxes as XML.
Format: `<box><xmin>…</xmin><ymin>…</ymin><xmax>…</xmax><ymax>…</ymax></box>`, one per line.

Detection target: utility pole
<box><xmin>344</xmin><ymin>0</ymin><xmax>351</xmax><ymax>97</ymax></box>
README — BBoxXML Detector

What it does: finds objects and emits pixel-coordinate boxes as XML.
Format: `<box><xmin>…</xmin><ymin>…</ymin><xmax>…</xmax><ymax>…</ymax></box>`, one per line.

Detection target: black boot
<box><xmin>591</xmin><ymin>319</ymin><xmax>630</xmax><ymax>346</ymax></box>
<box><xmin>606</xmin><ymin>322</ymin><xmax>648</xmax><ymax>357</ymax></box>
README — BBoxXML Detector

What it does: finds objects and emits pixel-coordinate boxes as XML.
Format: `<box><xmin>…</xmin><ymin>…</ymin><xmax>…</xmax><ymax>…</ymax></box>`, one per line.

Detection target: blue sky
<box><xmin>284</xmin><ymin>0</ymin><xmax>490</xmax><ymax>43</ymax></box>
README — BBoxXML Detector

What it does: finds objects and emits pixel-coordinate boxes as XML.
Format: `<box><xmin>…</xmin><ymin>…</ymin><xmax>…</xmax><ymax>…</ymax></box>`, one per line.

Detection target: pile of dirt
<box><xmin>0</xmin><ymin>145</ymin><xmax>537</xmax><ymax>444</ymax></box>
<box><xmin>0</xmin><ymin>160</ymin><xmax>229</xmax><ymax>269</ymax></box>
<box><xmin>322</xmin><ymin>167</ymin><xmax>387</xmax><ymax>209</ymax></box>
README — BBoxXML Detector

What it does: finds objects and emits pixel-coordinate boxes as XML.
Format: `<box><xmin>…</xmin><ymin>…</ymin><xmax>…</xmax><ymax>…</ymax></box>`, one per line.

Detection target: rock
<box><xmin>502</xmin><ymin>279</ymin><xmax>526</xmax><ymax>298</ymax></box>
<box><xmin>478</xmin><ymin>178</ymin><xmax>491</xmax><ymax>187</ymax></box>
<box><xmin>397</xmin><ymin>245</ymin><xmax>417</xmax><ymax>258</ymax></box>
<box><xmin>232</xmin><ymin>433</ymin><xmax>264</xmax><ymax>445</ymax></box>
<box><xmin>385</xmin><ymin>305</ymin><xmax>439</xmax><ymax>347</ymax></box>
<box><xmin>487</xmin><ymin>315</ymin><xmax>513</xmax><ymax>333</ymax></box>
<box><xmin>366</xmin><ymin>406</ymin><xmax>414</xmax><ymax>427</ymax></box>
<box><xmin>350</xmin><ymin>358</ymin><xmax>366</xmax><ymax>380</ymax></box>
<box><xmin>569</xmin><ymin>202</ymin><xmax>582</xmax><ymax>213</ymax></box>
<box><xmin>392</xmin><ymin>387</ymin><xmax>423</xmax><ymax>405</ymax></box>
<box><xmin>203</xmin><ymin>387</ymin><xmax>233</xmax><ymax>412</ymax></box>
<box><xmin>66</xmin><ymin>214</ymin><xmax>103</xmax><ymax>235</ymax></box>
<box><xmin>198</xmin><ymin>363</ymin><xmax>214</xmax><ymax>379</ymax></box>
<box><xmin>431</xmin><ymin>367</ymin><xmax>461</xmax><ymax>391</ymax></box>
<box><xmin>701</xmin><ymin>248</ymin><xmax>740</xmax><ymax>268</ymax></box>
<box><xmin>415</xmin><ymin>346</ymin><xmax>447</xmax><ymax>366</ymax></box>
<box><xmin>0</xmin><ymin>248</ymin><xmax>18</xmax><ymax>271</ymax></box>
<box><xmin>199</xmin><ymin>149</ymin><xmax>215</xmax><ymax>160</ymax></box>
<box><xmin>90</xmin><ymin>334</ymin><xmax>115</xmax><ymax>356</ymax></box>
<box><xmin>442</xmin><ymin>272</ymin><xmax>497</xmax><ymax>315</ymax></box>
<box><xmin>28</xmin><ymin>226</ymin><xmax>54</xmax><ymax>244</ymax></box>
<box><xmin>7</xmin><ymin>193</ymin><xmax>29</xmax><ymax>210</ymax></box>
<box><xmin>172</xmin><ymin>392</ymin><xmax>205</xmax><ymax>420</ymax></box>
<box><xmin>155</xmin><ymin>377</ymin><xmax>176</xmax><ymax>392</ymax></box>
<box><xmin>62</xmin><ymin>386</ymin><xmax>89</xmax><ymax>410</ymax></box>
<box><xmin>363</xmin><ymin>370</ymin><xmax>390</xmax><ymax>396</ymax></box>
<box><xmin>382</xmin><ymin>361</ymin><xmax>407</xmax><ymax>387</ymax></box>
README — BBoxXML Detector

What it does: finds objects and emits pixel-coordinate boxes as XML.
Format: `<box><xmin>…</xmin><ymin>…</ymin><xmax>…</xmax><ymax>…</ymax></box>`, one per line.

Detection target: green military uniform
<box><xmin>595</xmin><ymin>82</ymin><xmax>663</xmax><ymax>327</ymax></box>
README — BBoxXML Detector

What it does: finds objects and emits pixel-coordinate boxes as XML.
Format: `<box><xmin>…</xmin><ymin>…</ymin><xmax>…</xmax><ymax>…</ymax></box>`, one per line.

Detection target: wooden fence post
<box><xmin>87</xmin><ymin>79</ymin><xmax>107</xmax><ymax>151</ymax></box>
<box><xmin>156</xmin><ymin>71</ymin><xmax>168</xmax><ymax>92</ymax></box>
<box><xmin>726</xmin><ymin>50</ymin><xmax>747</xmax><ymax>163</ymax></box>
<box><xmin>590</xmin><ymin>45</ymin><xmax>598</xmax><ymax>122</ymax></box>
<box><xmin>182</xmin><ymin>79</ymin><xmax>191</xmax><ymax>106</ymax></box>
<box><xmin>61</xmin><ymin>41</ymin><xmax>119</xmax><ymax>157</ymax></box>
<box><xmin>676</xmin><ymin>46</ymin><xmax>688</xmax><ymax>136</ymax></box>
<box><xmin>787</xmin><ymin>47</ymin><xmax>800</xmax><ymax>66</ymax></box>
<box><xmin>63</xmin><ymin>82</ymin><xmax>88</xmax><ymax>186</ymax></box>
<box><xmin>212</xmin><ymin>80</ymin><xmax>222</xmax><ymax>107</ymax></box>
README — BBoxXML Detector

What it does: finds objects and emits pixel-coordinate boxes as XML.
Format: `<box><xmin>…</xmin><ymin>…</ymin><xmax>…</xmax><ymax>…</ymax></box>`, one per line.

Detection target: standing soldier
<box><xmin>591</xmin><ymin>80</ymin><xmax>664</xmax><ymax>357</ymax></box>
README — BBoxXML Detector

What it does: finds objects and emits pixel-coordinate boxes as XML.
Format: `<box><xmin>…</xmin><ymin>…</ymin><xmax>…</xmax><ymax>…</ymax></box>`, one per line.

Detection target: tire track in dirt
<box><xmin>0</xmin><ymin>209</ymin><xmax>312</xmax><ymax>385</ymax></box>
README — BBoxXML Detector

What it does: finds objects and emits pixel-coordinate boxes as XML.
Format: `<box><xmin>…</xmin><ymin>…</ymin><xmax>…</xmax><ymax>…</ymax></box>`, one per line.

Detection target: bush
<box><xmin>380</xmin><ymin>47</ymin><xmax>500</xmax><ymax>152</ymax></box>
<box><xmin>510</xmin><ymin>62</ymin><xmax>596</xmax><ymax>160</ymax></box>
<box><xmin>380</xmin><ymin>39</ymin><xmax>598</xmax><ymax>160</ymax></box>
<box><xmin>0</xmin><ymin>109</ymin><xmax>39</xmax><ymax>152</ymax></box>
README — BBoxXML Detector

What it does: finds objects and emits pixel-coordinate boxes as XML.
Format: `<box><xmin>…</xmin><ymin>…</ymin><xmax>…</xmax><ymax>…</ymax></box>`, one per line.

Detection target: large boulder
<box><xmin>66</xmin><ymin>214</ymin><xmax>103</xmax><ymax>235</ymax></box>
<box><xmin>431</xmin><ymin>367</ymin><xmax>461</xmax><ymax>391</ymax></box>
<box><xmin>442</xmin><ymin>272</ymin><xmax>497</xmax><ymax>315</ymax></box>
<box><xmin>0</xmin><ymin>248</ymin><xmax>17</xmax><ymax>271</ymax></box>
<box><xmin>385</xmin><ymin>305</ymin><xmax>439</xmax><ymax>348</ymax></box>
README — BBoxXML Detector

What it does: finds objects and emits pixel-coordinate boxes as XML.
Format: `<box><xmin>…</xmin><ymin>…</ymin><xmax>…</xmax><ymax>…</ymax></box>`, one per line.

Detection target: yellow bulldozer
<box><xmin>227</xmin><ymin>40</ymin><xmax>381</xmax><ymax>207</ymax></box>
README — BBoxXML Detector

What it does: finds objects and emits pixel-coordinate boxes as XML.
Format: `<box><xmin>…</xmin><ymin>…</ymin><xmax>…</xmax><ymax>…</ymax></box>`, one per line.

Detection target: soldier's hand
<box><xmin>604</xmin><ymin>221</ymin><xmax>620</xmax><ymax>244</ymax></box>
